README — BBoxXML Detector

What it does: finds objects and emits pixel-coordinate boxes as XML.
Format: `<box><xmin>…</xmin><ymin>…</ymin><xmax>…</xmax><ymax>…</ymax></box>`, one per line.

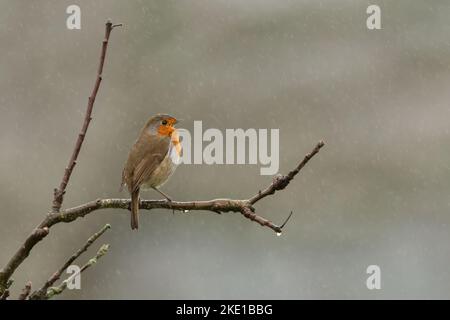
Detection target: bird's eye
<box><xmin>162</xmin><ymin>120</ymin><xmax>168</xmax><ymax>125</ymax></box>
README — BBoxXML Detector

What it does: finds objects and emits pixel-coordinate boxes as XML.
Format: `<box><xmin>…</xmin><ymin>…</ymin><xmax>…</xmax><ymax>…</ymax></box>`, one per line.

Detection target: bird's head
<box><xmin>145</xmin><ymin>114</ymin><xmax>179</xmax><ymax>137</ymax></box>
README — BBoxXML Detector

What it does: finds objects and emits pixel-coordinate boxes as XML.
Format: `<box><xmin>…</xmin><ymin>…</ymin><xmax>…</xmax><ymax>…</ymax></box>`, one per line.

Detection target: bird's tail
<box><xmin>130</xmin><ymin>188</ymin><xmax>140</xmax><ymax>230</ymax></box>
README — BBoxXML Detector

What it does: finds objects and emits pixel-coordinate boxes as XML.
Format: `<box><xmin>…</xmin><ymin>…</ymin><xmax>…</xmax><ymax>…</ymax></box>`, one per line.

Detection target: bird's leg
<box><xmin>152</xmin><ymin>187</ymin><xmax>172</xmax><ymax>202</ymax></box>
<box><xmin>153</xmin><ymin>187</ymin><xmax>175</xmax><ymax>214</ymax></box>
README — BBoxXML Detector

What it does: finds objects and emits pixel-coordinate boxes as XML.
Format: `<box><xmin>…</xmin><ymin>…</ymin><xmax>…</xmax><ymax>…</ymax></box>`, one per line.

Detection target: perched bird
<box><xmin>121</xmin><ymin>114</ymin><xmax>182</xmax><ymax>230</ymax></box>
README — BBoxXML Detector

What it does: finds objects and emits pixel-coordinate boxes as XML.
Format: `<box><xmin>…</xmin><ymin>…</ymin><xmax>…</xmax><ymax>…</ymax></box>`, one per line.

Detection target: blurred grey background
<box><xmin>1</xmin><ymin>0</ymin><xmax>450</xmax><ymax>299</ymax></box>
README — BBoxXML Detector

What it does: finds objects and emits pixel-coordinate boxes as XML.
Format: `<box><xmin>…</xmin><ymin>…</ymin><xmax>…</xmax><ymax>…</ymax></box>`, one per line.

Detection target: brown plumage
<box><xmin>121</xmin><ymin>114</ymin><xmax>181</xmax><ymax>230</ymax></box>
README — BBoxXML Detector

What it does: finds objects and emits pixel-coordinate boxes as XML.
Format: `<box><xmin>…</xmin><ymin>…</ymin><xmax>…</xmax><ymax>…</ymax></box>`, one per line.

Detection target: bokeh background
<box><xmin>1</xmin><ymin>0</ymin><xmax>450</xmax><ymax>299</ymax></box>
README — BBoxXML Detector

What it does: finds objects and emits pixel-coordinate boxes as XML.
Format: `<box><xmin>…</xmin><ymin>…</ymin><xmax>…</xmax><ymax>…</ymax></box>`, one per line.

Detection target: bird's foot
<box><xmin>162</xmin><ymin>197</ymin><xmax>175</xmax><ymax>214</ymax></box>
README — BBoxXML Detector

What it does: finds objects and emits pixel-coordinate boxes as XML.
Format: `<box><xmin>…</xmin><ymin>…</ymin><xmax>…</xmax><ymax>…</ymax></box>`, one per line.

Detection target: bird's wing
<box><xmin>130</xmin><ymin>134</ymin><xmax>170</xmax><ymax>193</ymax></box>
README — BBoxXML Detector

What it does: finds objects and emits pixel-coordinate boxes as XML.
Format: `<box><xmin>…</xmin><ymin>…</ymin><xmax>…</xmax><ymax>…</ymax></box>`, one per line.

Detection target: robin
<box><xmin>121</xmin><ymin>114</ymin><xmax>182</xmax><ymax>230</ymax></box>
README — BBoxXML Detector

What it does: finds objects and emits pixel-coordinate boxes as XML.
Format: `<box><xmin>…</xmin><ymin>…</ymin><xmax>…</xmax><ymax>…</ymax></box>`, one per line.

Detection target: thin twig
<box><xmin>45</xmin><ymin>244</ymin><xmax>110</xmax><ymax>299</ymax></box>
<box><xmin>0</xmin><ymin>280</ymin><xmax>12</xmax><ymax>300</ymax></box>
<box><xmin>52</xmin><ymin>20</ymin><xmax>121</xmax><ymax>213</ymax></box>
<box><xmin>280</xmin><ymin>211</ymin><xmax>293</xmax><ymax>229</ymax></box>
<box><xmin>29</xmin><ymin>224</ymin><xmax>111</xmax><ymax>300</ymax></box>
<box><xmin>18</xmin><ymin>281</ymin><xmax>32</xmax><ymax>300</ymax></box>
<box><xmin>0</xmin><ymin>290</ymin><xmax>9</xmax><ymax>300</ymax></box>
<box><xmin>249</xmin><ymin>140</ymin><xmax>325</xmax><ymax>204</ymax></box>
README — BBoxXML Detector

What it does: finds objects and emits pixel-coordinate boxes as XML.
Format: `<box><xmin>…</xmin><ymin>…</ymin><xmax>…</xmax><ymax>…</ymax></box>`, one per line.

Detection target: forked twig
<box><xmin>29</xmin><ymin>224</ymin><xmax>111</xmax><ymax>300</ymax></box>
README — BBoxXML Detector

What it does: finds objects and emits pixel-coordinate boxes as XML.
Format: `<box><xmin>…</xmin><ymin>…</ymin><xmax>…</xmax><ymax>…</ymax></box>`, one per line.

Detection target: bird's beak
<box><xmin>174</xmin><ymin>118</ymin><xmax>183</xmax><ymax>125</ymax></box>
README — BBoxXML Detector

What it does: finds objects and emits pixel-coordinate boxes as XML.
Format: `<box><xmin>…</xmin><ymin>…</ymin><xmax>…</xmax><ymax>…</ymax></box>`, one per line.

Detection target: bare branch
<box><xmin>249</xmin><ymin>140</ymin><xmax>325</xmax><ymax>204</ymax></box>
<box><xmin>0</xmin><ymin>141</ymin><xmax>324</xmax><ymax>295</ymax></box>
<box><xmin>18</xmin><ymin>281</ymin><xmax>32</xmax><ymax>300</ymax></box>
<box><xmin>0</xmin><ymin>227</ymin><xmax>49</xmax><ymax>294</ymax></box>
<box><xmin>0</xmin><ymin>18</ymin><xmax>325</xmax><ymax>299</ymax></box>
<box><xmin>52</xmin><ymin>20</ymin><xmax>121</xmax><ymax>213</ymax></box>
<box><xmin>0</xmin><ymin>19</ymin><xmax>121</xmax><ymax>297</ymax></box>
<box><xmin>0</xmin><ymin>280</ymin><xmax>12</xmax><ymax>300</ymax></box>
<box><xmin>29</xmin><ymin>224</ymin><xmax>111</xmax><ymax>300</ymax></box>
<box><xmin>45</xmin><ymin>244</ymin><xmax>110</xmax><ymax>300</ymax></box>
